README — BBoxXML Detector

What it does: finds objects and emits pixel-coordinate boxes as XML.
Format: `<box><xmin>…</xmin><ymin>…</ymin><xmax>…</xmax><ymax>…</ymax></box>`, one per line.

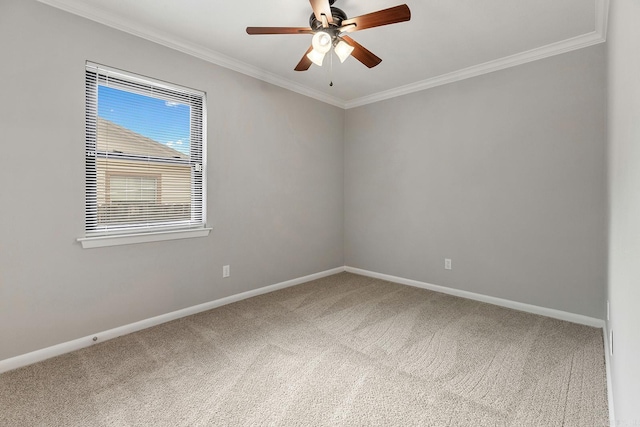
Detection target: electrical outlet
<box><xmin>223</xmin><ymin>265</ymin><xmax>230</xmax><ymax>278</ymax></box>
<box><xmin>445</xmin><ymin>258</ymin><xmax>452</xmax><ymax>270</ymax></box>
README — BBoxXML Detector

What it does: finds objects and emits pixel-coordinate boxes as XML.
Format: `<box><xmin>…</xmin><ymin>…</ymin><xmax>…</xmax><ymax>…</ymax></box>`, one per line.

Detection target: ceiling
<box><xmin>39</xmin><ymin>0</ymin><xmax>608</xmax><ymax>108</ymax></box>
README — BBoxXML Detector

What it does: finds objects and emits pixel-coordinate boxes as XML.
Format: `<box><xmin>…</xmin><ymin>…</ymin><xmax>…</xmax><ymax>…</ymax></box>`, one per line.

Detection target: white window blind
<box><xmin>85</xmin><ymin>62</ymin><xmax>206</xmax><ymax>237</ymax></box>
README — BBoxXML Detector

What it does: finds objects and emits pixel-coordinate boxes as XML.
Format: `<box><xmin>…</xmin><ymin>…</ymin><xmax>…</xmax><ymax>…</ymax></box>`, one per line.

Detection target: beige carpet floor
<box><xmin>0</xmin><ymin>272</ymin><xmax>608</xmax><ymax>426</ymax></box>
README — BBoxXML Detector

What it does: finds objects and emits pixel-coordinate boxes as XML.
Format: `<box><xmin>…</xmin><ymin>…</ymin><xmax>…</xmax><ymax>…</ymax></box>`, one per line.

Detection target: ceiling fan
<box><xmin>246</xmin><ymin>0</ymin><xmax>411</xmax><ymax>71</ymax></box>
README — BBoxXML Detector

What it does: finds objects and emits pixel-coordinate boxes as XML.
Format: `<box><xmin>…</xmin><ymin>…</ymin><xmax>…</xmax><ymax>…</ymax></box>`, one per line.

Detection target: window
<box><xmin>79</xmin><ymin>63</ymin><xmax>210</xmax><ymax>248</ymax></box>
<box><xmin>108</xmin><ymin>175</ymin><xmax>159</xmax><ymax>204</ymax></box>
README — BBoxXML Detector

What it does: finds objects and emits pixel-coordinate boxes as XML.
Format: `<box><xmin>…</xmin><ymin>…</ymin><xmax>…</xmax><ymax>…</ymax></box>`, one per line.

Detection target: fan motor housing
<box><xmin>309</xmin><ymin>7</ymin><xmax>348</xmax><ymax>31</ymax></box>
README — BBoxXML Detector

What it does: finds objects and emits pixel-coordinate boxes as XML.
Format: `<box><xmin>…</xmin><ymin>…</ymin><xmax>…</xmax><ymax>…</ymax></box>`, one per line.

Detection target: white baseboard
<box><xmin>603</xmin><ymin>321</ymin><xmax>616</xmax><ymax>426</ymax></box>
<box><xmin>345</xmin><ymin>267</ymin><xmax>613</xmax><ymax>423</ymax></box>
<box><xmin>345</xmin><ymin>266</ymin><xmax>605</xmax><ymax>328</ymax></box>
<box><xmin>2</xmin><ymin>264</ymin><xmax>614</xmax><ymax>423</ymax></box>
<box><xmin>0</xmin><ymin>266</ymin><xmax>345</xmax><ymax>374</ymax></box>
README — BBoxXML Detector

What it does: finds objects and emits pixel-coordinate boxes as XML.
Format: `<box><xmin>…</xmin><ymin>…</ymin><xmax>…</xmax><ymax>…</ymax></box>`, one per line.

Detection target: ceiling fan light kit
<box><xmin>246</xmin><ymin>0</ymin><xmax>411</xmax><ymax>72</ymax></box>
<box><xmin>311</xmin><ymin>31</ymin><xmax>332</xmax><ymax>53</ymax></box>
<box><xmin>334</xmin><ymin>39</ymin><xmax>354</xmax><ymax>63</ymax></box>
<box><xmin>307</xmin><ymin>48</ymin><xmax>327</xmax><ymax>67</ymax></box>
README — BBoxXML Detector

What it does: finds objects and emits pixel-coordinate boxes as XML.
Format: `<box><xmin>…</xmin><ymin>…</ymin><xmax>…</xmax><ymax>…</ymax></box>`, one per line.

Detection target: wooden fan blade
<box><xmin>246</xmin><ymin>27</ymin><xmax>313</xmax><ymax>35</ymax></box>
<box><xmin>341</xmin><ymin>36</ymin><xmax>382</xmax><ymax>68</ymax></box>
<box><xmin>340</xmin><ymin>4</ymin><xmax>410</xmax><ymax>33</ymax></box>
<box><xmin>309</xmin><ymin>0</ymin><xmax>334</xmax><ymax>24</ymax></box>
<box><xmin>295</xmin><ymin>46</ymin><xmax>314</xmax><ymax>71</ymax></box>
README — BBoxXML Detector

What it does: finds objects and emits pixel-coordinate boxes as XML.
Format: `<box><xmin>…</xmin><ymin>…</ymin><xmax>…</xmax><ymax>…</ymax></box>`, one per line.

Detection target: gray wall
<box><xmin>345</xmin><ymin>45</ymin><xmax>607</xmax><ymax>318</ymax></box>
<box><xmin>0</xmin><ymin>0</ymin><xmax>345</xmax><ymax>360</ymax></box>
<box><xmin>0</xmin><ymin>0</ymin><xmax>610</xmax><ymax>366</ymax></box>
<box><xmin>607</xmin><ymin>0</ymin><xmax>640</xmax><ymax>422</ymax></box>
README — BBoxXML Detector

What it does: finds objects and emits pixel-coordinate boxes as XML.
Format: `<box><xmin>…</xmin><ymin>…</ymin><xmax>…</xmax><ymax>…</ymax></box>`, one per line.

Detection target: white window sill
<box><xmin>77</xmin><ymin>227</ymin><xmax>212</xmax><ymax>249</ymax></box>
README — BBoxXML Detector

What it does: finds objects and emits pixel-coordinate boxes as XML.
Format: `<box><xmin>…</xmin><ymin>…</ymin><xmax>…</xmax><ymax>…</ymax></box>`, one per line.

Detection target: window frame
<box><xmin>78</xmin><ymin>62</ymin><xmax>211</xmax><ymax>248</ymax></box>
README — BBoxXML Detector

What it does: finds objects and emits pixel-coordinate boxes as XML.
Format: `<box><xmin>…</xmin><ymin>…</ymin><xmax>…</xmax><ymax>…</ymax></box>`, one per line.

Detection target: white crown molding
<box><xmin>345</xmin><ymin>0</ymin><xmax>610</xmax><ymax>108</ymax></box>
<box><xmin>38</xmin><ymin>0</ymin><xmax>608</xmax><ymax>110</ymax></box>
<box><xmin>344</xmin><ymin>32</ymin><xmax>605</xmax><ymax>109</ymax></box>
<box><xmin>36</xmin><ymin>0</ymin><xmax>347</xmax><ymax>109</ymax></box>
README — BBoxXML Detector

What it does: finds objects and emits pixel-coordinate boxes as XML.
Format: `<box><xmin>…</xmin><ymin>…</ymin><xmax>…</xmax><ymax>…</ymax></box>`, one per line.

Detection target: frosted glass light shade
<box><xmin>334</xmin><ymin>40</ymin><xmax>354</xmax><ymax>63</ymax></box>
<box><xmin>307</xmin><ymin>49</ymin><xmax>326</xmax><ymax>66</ymax></box>
<box><xmin>311</xmin><ymin>31</ymin><xmax>332</xmax><ymax>54</ymax></box>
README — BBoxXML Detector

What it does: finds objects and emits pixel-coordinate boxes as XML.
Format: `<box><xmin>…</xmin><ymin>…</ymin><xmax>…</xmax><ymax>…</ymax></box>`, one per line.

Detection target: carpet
<box><xmin>0</xmin><ymin>272</ymin><xmax>608</xmax><ymax>426</ymax></box>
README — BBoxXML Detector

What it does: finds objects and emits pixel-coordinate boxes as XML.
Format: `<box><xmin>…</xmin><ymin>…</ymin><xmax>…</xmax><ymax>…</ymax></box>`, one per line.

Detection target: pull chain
<box><xmin>329</xmin><ymin>48</ymin><xmax>334</xmax><ymax>87</ymax></box>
